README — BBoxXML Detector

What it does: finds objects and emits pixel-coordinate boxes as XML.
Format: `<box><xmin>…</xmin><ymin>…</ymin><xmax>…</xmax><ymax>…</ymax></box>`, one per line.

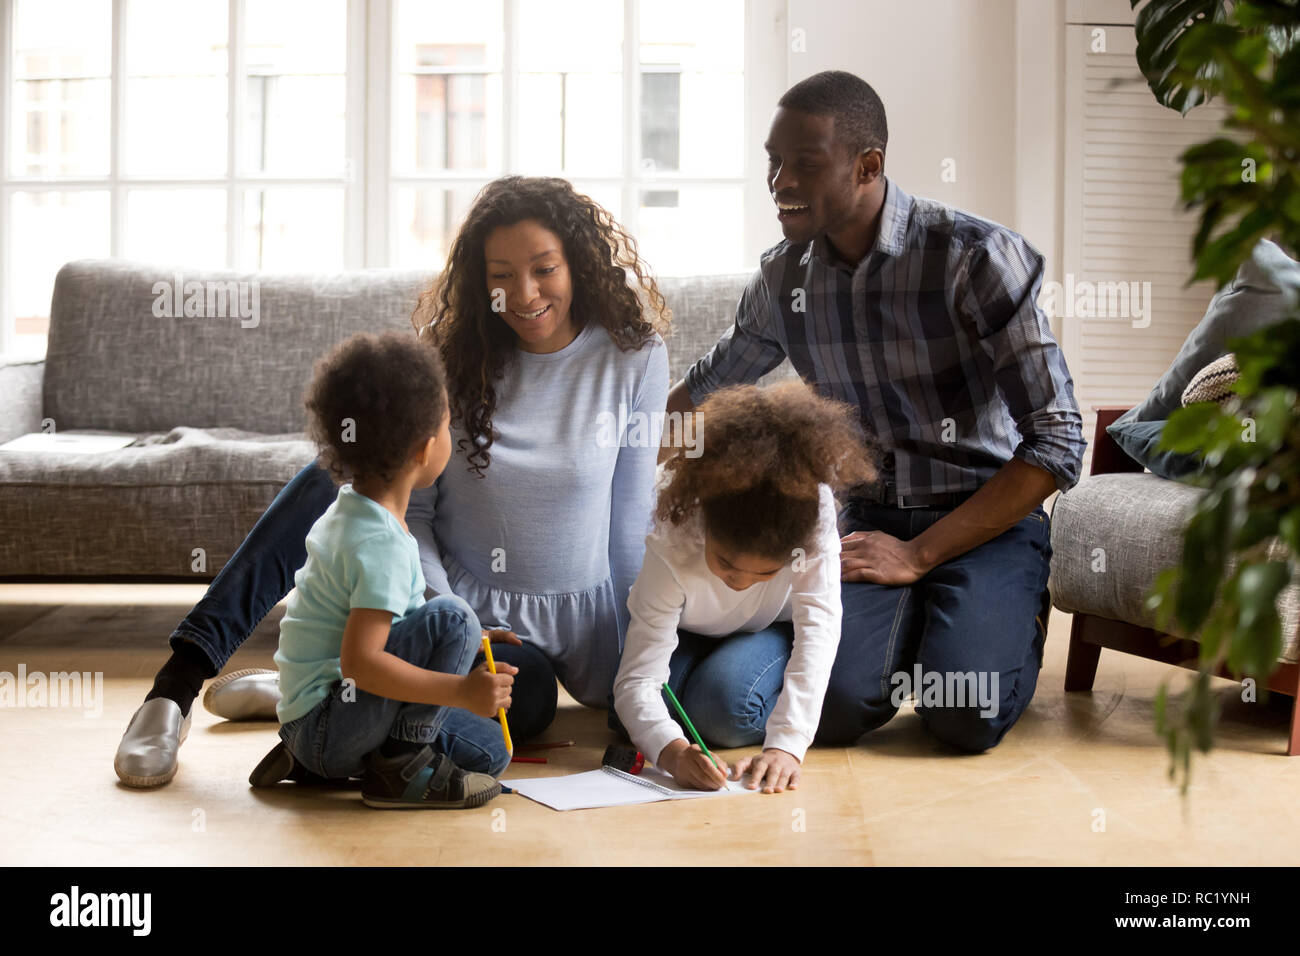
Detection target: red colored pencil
<box><xmin>510</xmin><ymin>756</ymin><xmax>548</xmax><ymax>764</ymax></box>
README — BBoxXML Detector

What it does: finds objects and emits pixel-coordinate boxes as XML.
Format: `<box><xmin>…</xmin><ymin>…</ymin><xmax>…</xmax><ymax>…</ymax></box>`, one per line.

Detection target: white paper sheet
<box><xmin>502</xmin><ymin>765</ymin><xmax>756</xmax><ymax>811</ymax></box>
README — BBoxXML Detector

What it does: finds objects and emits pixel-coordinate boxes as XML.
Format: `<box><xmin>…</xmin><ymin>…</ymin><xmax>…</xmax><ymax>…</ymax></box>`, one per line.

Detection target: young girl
<box><xmin>249</xmin><ymin>331</ymin><xmax>517</xmax><ymax>809</ymax></box>
<box><xmin>613</xmin><ymin>381</ymin><xmax>873</xmax><ymax>794</ymax></box>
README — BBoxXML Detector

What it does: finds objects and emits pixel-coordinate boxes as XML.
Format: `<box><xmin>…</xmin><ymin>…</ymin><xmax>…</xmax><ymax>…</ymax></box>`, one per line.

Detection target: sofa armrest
<box><xmin>0</xmin><ymin>359</ymin><xmax>46</xmax><ymax>444</ymax></box>
<box><xmin>1089</xmin><ymin>406</ymin><xmax>1144</xmax><ymax>477</ymax></box>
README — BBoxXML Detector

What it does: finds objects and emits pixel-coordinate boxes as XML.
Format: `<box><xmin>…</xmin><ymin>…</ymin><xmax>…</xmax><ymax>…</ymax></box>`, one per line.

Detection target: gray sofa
<box><xmin>0</xmin><ymin>259</ymin><xmax>772</xmax><ymax>579</ymax></box>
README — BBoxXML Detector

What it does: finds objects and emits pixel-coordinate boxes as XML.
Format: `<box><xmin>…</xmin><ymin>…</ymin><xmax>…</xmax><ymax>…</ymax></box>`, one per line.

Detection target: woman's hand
<box><xmin>732</xmin><ymin>748</ymin><xmax>801</xmax><ymax>793</ymax></box>
<box><xmin>457</xmin><ymin>660</ymin><xmax>517</xmax><ymax>718</ymax></box>
<box><xmin>483</xmin><ymin>627</ymin><xmax>522</xmax><ymax>646</ymax></box>
<box><xmin>658</xmin><ymin>738</ymin><xmax>729</xmax><ymax>791</ymax></box>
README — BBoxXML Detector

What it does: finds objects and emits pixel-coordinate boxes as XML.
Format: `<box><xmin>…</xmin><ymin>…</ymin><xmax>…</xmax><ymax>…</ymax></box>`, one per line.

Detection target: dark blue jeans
<box><xmin>168</xmin><ymin>462</ymin><xmax>559</xmax><ymax>741</ymax></box>
<box><xmin>814</xmin><ymin>501</ymin><xmax>1053</xmax><ymax>753</ymax></box>
<box><xmin>279</xmin><ymin>595</ymin><xmax>510</xmax><ymax>778</ymax></box>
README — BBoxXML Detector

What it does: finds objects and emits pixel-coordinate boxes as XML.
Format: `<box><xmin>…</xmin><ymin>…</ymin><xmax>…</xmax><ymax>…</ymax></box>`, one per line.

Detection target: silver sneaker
<box><xmin>114</xmin><ymin>698</ymin><xmax>191</xmax><ymax>788</ymax></box>
<box><xmin>203</xmin><ymin>668</ymin><xmax>280</xmax><ymax>721</ymax></box>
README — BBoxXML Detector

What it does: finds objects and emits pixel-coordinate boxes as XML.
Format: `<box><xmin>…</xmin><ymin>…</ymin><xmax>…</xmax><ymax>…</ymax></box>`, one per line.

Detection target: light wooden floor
<box><xmin>1</xmin><ymin>583</ymin><xmax>1298</xmax><ymax>866</ymax></box>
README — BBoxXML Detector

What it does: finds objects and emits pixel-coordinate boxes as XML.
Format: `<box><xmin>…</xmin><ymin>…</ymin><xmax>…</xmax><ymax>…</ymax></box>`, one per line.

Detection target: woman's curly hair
<box><xmin>657</xmin><ymin>381</ymin><xmax>875</xmax><ymax>560</ymax></box>
<box><xmin>412</xmin><ymin>176</ymin><xmax>672</xmax><ymax>476</ymax></box>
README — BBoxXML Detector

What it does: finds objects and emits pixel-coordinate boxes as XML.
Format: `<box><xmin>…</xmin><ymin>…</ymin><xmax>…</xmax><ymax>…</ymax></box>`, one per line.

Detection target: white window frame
<box><xmin>0</xmin><ymin>0</ymin><xmax>786</xmax><ymax>357</ymax></box>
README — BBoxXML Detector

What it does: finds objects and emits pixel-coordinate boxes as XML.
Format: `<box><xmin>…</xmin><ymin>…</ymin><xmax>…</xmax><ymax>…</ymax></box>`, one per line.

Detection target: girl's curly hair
<box><xmin>411</xmin><ymin>176</ymin><xmax>672</xmax><ymax>476</ymax></box>
<box><xmin>657</xmin><ymin>381</ymin><xmax>875</xmax><ymax>560</ymax></box>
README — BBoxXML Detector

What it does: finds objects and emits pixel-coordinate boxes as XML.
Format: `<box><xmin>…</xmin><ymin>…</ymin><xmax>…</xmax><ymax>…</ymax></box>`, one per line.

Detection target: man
<box><xmin>664</xmin><ymin>70</ymin><xmax>1085</xmax><ymax>752</ymax></box>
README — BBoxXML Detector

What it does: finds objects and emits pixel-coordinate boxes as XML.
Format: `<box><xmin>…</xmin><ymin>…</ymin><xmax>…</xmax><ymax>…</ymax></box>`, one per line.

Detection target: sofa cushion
<box><xmin>1049</xmin><ymin>472</ymin><xmax>1299</xmax><ymax>663</ymax></box>
<box><xmin>0</xmin><ymin>427</ymin><xmax>317</xmax><ymax>577</ymax></box>
<box><xmin>42</xmin><ymin>260</ymin><xmax>435</xmax><ymax>435</ymax></box>
<box><xmin>1104</xmin><ymin>418</ymin><xmax>1202</xmax><ymax>480</ymax></box>
<box><xmin>1115</xmin><ymin>239</ymin><xmax>1300</xmax><ymax>426</ymax></box>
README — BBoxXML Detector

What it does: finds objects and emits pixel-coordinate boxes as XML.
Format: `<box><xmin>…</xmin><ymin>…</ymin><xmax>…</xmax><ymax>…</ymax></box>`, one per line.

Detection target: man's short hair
<box><xmin>778</xmin><ymin>70</ymin><xmax>888</xmax><ymax>157</ymax></box>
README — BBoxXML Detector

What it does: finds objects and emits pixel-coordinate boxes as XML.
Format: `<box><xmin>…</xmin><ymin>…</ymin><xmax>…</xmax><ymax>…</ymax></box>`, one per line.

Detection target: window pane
<box><xmin>124</xmin><ymin>190</ymin><xmax>227</xmax><ymax>268</ymax></box>
<box><xmin>394</xmin><ymin>0</ymin><xmax>502</xmax><ymax>175</ymax></box>
<box><xmin>394</xmin><ymin>185</ymin><xmax>484</xmax><ymax>270</ymax></box>
<box><xmin>242</xmin><ymin>188</ymin><xmax>345</xmax><ymax>271</ymax></box>
<box><xmin>245</xmin><ymin>0</ymin><xmax>348</xmax><ymax>175</ymax></box>
<box><xmin>11</xmin><ymin>0</ymin><xmax>111</xmax><ymax>177</ymax></box>
<box><xmin>639</xmin><ymin>0</ymin><xmax>744</xmax><ymax>178</ymax></box>
<box><xmin>571</xmin><ymin>183</ymin><xmax>622</xmax><ymax>224</ymax></box>
<box><xmin>10</xmin><ymin>190</ymin><xmax>111</xmax><ymax>347</ymax></box>
<box><xmin>517</xmin><ymin>0</ymin><xmax>622</xmax><ymax>73</ymax></box>
<box><xmin>636</xmin><ymin>186</ymin><xmax>745</xmax><ymax>276</ymax></box>
<box><xmin>517</xmin><ymin>71</ymin><xmax>621</xmax><ymax>177</ymax></box>
<box><xmin>124</xmin><ymin>0</ymin><xmax>228</xmax><ymax>177</ymax></box>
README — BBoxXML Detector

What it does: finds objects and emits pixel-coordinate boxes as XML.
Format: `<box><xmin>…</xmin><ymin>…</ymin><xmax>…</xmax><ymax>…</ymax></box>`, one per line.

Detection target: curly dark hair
<box><xmin>304</xmin><ymin>331</ymin><xmax>449</xmax><ymax>484</ymax></box>
<box><xmin>657</xmin><ymin>381</ymin><xmax>875</xmax><ymax>560</ymax></box>
<box><xmin>411</xmin><ymin>176</ymin><xmax>672</xmax><ymax>476</ymax></box>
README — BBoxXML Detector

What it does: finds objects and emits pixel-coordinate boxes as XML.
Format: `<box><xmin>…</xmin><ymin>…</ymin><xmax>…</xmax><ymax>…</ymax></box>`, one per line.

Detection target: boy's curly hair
<box><xmin>657</xmin><ymin>381</ymin><xmax>875</xmax><ymax>560</ymax></box>
<box><xmin>304</xmin><ymin>331</ymin><xmax>449</xmax><ymax>484</ymax></box>
<box><xmin>412</xmin><ymin>175</ymin><xmax>672</xmax><ymax>477</ymax></box>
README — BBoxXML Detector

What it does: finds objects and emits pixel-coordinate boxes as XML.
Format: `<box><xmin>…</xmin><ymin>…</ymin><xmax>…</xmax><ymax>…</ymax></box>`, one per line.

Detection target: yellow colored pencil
<box><xmin>480</xmin><ymin>636</ymin><xmax>513</xmax><ymax>753</ymax></box>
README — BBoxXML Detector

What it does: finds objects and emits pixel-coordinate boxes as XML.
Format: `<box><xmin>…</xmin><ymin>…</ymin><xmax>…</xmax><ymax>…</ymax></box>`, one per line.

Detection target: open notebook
<box><xmin>503</xmin><ymin>764</ymin><xmax>757</xmax><ymax>812</ymax></box>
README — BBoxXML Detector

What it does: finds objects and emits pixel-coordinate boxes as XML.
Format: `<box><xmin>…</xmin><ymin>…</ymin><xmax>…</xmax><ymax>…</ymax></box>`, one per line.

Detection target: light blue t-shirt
<box><xmin>275</xmin><ymin>484</ymin><xmax>426</xmax><ymax>724</ymax></box>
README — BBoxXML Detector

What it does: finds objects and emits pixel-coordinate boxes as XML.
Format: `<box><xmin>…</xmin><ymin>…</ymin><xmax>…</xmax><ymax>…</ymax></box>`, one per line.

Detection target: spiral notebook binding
<box><xmin>600</xmin><ymin>764</ymin><xmax>675</xmax><ymax>795</ymax></box>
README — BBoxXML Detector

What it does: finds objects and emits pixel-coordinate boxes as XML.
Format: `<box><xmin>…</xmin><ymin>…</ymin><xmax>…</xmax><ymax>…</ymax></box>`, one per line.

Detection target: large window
<box><xmin>0</xmin><ymin>0</ymin><xmax>781</xmax><ymax>358</ymax></box>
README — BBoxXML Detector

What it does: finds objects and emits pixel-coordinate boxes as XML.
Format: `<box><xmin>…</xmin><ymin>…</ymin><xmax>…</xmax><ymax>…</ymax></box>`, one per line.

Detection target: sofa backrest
<box><xmin>42</xmin><ymin>260</ymin><xmax>764</xmax><ymax>435</ymax></box>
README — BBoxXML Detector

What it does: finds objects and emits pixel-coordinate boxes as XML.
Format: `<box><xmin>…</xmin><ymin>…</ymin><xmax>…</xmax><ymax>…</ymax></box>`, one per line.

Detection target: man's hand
<box><xmin>840</xmin><ymin>529</ymin><xmax>931</xmax><ymax>585</ymax></box>
<box><xmin>658</xmin><ymin>738</ymin><xmax>729</xmax><ymax>791</ymax></box>
<box><xmin>732</xmin><ymin>748</ymin><xmax>801</xmax><ymax>793</ymax></box>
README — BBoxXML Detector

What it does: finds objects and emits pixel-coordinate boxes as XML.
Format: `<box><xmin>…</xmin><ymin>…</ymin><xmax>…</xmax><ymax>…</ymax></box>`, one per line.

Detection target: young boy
<box><xmin>249</xmin><ymin>331</ymin><xmax>517</xmax><ymax>809</ymax></box>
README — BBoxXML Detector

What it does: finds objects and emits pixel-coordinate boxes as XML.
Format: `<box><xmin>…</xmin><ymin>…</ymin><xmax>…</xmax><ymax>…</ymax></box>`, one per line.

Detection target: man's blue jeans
<box><xmin>624</xmin><ymin>502</ymin><xmax>1052</xmax><ymax>757</ymax></box>
<box><xmin>815</xmin><ymin>500</ymin><xmax>1053</xmax><ymax>752</ymax></box>
<box><xmin>278</xmin><ymin>595</ymin><xmax>510</xmax><ymax>778</ymax></box>
<box><xmin>168</xmin><ymin>462</ymin><xmax>559</xmax><ymax>741</ymax></box>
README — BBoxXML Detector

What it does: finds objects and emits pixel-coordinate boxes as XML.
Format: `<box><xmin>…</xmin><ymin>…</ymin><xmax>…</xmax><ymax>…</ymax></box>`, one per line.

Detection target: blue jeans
<box><xmin>607</xmin><ymin>624</ymin><xmax>796</xmax><ymax>751</ymax></box>
<box><xmin>168</xmin><ymin>462</ymin><xmax>559</xmax><ymax>741</ymax></box>
<box><xmin>278</xmin><ymin>595</ymin><xmax>510</xmax><ymax>778</ymax></box>
<box><xmin>814</xmin><ymin>501</ymin><xmax>1053</xmax><ymax>753</ymax></box>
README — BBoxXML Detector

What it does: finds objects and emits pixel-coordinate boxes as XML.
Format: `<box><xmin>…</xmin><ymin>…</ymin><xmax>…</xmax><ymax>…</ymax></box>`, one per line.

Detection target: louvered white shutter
<box><xmin>1062</xmin><ymin>13</ymin><xmax>1225</xmax><ymax>466</ymax></box>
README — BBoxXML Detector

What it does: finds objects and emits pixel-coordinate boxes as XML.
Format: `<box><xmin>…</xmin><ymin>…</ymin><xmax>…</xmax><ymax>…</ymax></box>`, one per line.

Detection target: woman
<box><xmin>115</xmin><ymin>176</ymin><xmax>671</xmax><ymax>787</ymax></box>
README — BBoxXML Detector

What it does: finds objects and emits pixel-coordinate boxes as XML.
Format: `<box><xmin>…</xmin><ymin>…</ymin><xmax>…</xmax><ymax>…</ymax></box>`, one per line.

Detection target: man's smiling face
<box><xmin>764</xmin><ymin>106</ymin><xmax>863</xmax><ymax>245</ymax></box>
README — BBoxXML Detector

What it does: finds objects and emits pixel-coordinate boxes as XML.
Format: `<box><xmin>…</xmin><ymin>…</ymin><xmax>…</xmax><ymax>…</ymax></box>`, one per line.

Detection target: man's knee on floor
<box><xmin>918</xmin><ymin>706</ymin><xmax>1009</xmax><ymax>754</ymax></box>
<box><xmin>813</xmin><ymin>680</ymin><xmax>897</xmax><ymax>746</ymax></box>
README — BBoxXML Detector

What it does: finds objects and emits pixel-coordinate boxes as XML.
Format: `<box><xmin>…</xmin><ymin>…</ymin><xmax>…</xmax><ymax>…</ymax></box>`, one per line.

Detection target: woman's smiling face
<box><xmin>483</xmin><ymin>219</ymin><xmax>577</xmax><ymax>354</ymax></box>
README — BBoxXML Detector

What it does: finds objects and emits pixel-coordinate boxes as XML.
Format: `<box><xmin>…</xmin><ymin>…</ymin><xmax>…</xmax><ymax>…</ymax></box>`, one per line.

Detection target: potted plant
<box><xmin>1130</xmin><ymin>0</ymin><xmax>1300</xmax><ymax>789</ymax></box>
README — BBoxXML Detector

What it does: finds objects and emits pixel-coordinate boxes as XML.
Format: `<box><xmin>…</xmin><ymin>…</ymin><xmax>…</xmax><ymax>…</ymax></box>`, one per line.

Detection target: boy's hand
<box><xmin>458</xmin><ymin>660</ymin><xmax>517</xmax><ymax>718</ymax></box>
<box><xmin>732</xmin><ymin>748</ymin><xmax>800</xmax><ymax>793</ymax></box>
<box><xmin>658</xmin><ymin>738</ymin><xmax>729</xmax><ymax>791</ymax></box>
<box><xmin>482</xmin><ymin>627</ymin><xmax>522</xmax><ymax>646</ymax></box>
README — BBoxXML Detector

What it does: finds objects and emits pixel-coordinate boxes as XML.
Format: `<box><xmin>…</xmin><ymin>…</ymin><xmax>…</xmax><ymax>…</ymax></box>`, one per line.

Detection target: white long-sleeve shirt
<box><xmin>612</xmin><ymin>483</ymin><xmax>843</xmax><ymax>763</ymax></box>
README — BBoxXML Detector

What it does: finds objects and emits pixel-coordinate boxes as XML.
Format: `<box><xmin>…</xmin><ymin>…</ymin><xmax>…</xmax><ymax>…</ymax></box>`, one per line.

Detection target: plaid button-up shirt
<box><xmin>684</xmin><ymin>178</ymin><xmax>1086</xmax><ymax>506</ymax></box>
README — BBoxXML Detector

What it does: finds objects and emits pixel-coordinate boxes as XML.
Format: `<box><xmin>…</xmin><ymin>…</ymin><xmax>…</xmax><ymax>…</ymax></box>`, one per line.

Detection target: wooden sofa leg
<box><xmin>1289</xmin><ymin>697</ymin><xmax>1300</xmax><ymax>757</ymax></box>
<box><xmin>1064</xmin><ymin>615</ymin><xmax>1101</xmax><ymax>692</ymax></box>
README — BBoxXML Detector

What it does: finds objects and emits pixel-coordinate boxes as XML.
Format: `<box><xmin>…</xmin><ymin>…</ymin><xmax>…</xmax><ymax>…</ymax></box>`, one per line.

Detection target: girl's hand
<box><xmin>483</xmin><ymin>627</ymin><xmax>522</xmax><ymax>646</ymax></box>
<box><xmin>458</xmin><ymin>660</ymin><xmax>517</xmax><ymax>718</ymax></box>
<box><xmin>658</xmin><ymin>739</ymin><xmax>729</xmax><ymax>791</ymax></box>
<box><xmin>732</xmin><ymin>748</ymin><xmax>800</xmax><ymax>793</ymax></box>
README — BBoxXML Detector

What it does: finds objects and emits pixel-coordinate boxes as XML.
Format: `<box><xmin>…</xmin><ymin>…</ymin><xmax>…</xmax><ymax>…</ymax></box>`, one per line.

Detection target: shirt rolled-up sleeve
<box><xmin>958</xmin><ymin>231</ymin><xmax>1087</xmax><ymax>491</ymax></box>
<box><xmin>683</xmin><ymin>267</ymin><xmax>787</xmax><ymax>406</ymax></box>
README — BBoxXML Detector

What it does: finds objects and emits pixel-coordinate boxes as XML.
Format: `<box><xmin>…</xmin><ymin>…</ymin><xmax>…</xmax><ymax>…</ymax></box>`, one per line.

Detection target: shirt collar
<box><xmin>805</xmin><ymin>176</ymin><xmax>910</xmax><ymax>269</ymax></box>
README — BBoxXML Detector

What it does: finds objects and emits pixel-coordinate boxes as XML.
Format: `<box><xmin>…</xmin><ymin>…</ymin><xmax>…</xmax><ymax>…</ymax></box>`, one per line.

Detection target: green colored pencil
<box><xmin>662</xmin><ymin>682</ymin><xmax>722</xmax><ymax>771</ymax></box>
